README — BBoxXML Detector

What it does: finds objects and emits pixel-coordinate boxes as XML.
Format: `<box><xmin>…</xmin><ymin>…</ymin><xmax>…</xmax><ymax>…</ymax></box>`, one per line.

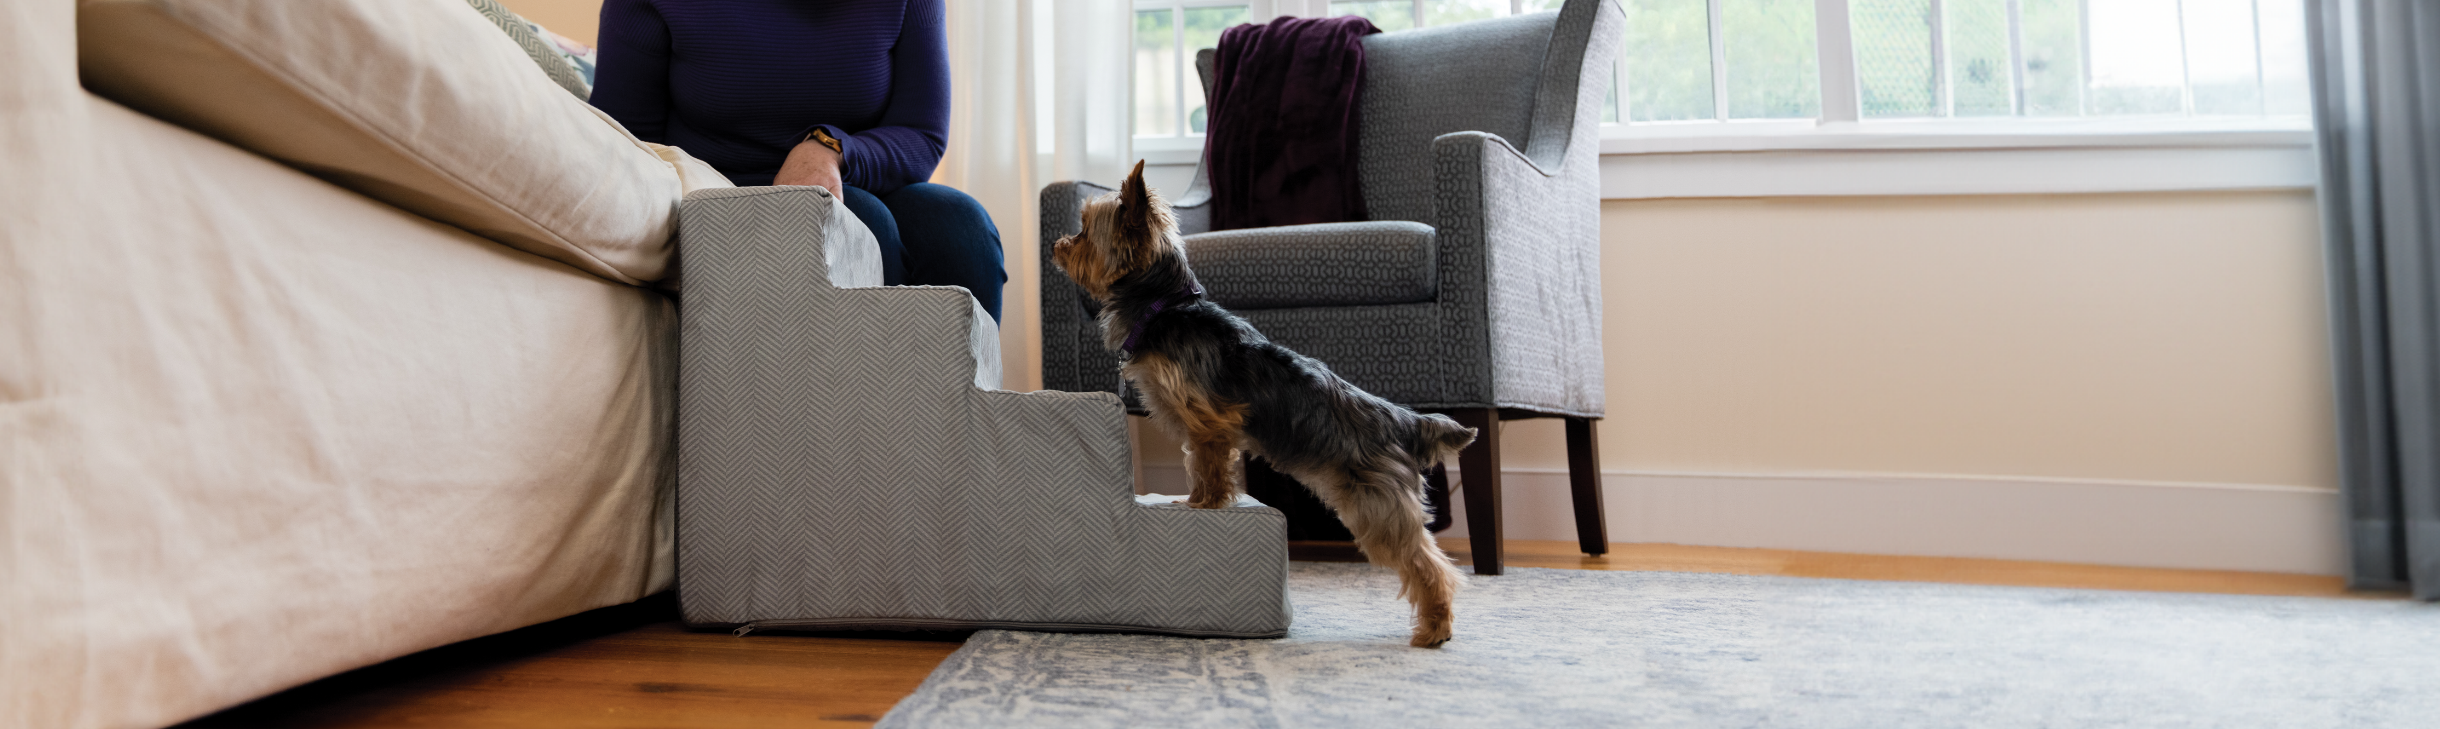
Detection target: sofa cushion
<box><xmin>77</xmin><ymin>0</ymin><xmax>727</xmax><ymax>286</ymax></box>
<box><xmin>1184</xmin><ymin>221</ymin><xmax>1437</xmax><ymax>309</ymax></box>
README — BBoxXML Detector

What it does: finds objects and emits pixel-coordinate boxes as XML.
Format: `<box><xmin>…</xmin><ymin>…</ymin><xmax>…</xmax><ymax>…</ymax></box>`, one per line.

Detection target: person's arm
<box><xmin>587</xmin><ymin>0</ymin><xmax>672</xmax><ymax>144</ymax></box>
<box><xmin>799</xmin><ymin>0</ymin><xmax>949</xmax><ymax>197</ymax></box>
<box><xmin>773</xmin><ymin>131</ymin><xmax>845</xmax><ymax>199</ymax></box>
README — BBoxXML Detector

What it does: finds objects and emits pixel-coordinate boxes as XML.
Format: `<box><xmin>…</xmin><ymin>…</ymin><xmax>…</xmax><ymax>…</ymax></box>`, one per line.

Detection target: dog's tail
<box><xmin>1407</xmin><ymin>413</ymin><xmax>1478</xmax><ymax>471</ymax></box>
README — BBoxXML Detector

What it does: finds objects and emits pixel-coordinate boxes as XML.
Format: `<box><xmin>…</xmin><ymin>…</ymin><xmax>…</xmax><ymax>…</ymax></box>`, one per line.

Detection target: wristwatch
<box><xmin>807</xmin><ymin>127</ymin><xmax>843</xmax><ymax>153</ymax></box>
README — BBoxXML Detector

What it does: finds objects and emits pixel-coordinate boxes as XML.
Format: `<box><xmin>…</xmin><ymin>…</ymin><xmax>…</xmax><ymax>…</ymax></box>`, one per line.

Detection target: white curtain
<box><xmin>935</xmin><ymin>0</ymin><xmax>1133</xmax><ymax>392</ymax></box>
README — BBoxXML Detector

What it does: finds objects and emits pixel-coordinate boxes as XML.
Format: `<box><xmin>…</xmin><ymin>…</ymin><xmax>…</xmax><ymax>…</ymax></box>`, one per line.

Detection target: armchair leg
<box><xmin>1565</xmin><ymin>417</ymin><xmax>1609</xmax><ymax>556</ymax></box>
<box><xmin>1450</xmin><ymin>409</ymin><xmax>1502</xmax><ymax>575</ymax></box>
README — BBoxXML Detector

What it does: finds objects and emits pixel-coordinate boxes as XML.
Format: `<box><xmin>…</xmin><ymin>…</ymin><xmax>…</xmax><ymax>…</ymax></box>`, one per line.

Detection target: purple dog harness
<box><xmin>1120</xmin><ymin>284</ymin><xmax>1205</xmax><ymax>355</ymax></box>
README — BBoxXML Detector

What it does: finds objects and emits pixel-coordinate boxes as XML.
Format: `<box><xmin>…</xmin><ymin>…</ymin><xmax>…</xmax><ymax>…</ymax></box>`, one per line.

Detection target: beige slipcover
<box><xmin>5</xmin><ymin>1</ymin><xmax>685</xmax><ymax>727</ymax></box>
<box><xmin>76</xmin><ymin>0</ymin><xmax>729</xmax><ymax>286</ymax></box>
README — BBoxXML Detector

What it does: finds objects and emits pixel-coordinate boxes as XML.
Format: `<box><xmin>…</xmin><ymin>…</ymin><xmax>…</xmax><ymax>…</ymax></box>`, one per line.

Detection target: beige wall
<box><xmin>499</xmin><ymin>0</ymin><xmax>599</xmax><ymax>46</ymax></box>
<box><xmin>1148</xmin><ymin>190</ymin><xmax>2338</xmax><ymax>492</ymax></box>
<box><xmin>1572</xmin><ymin>191</ymin><xmax>2333</xmax><ymax>488</ymax></box>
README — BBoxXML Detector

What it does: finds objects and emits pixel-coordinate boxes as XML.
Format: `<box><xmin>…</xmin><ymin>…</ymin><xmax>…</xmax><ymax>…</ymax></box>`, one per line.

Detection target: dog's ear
<box><xmin>1118</xmin><ymin>160</ymin><xmax>1151</xmax><ymax>237</ymax></box>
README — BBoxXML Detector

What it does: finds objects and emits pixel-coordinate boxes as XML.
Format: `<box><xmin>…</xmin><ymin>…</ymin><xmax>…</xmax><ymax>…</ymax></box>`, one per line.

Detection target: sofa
<box><xmin>5</xmin><ymin>1</ymin><xmax>750</xmax><ymax>726</ymax></box>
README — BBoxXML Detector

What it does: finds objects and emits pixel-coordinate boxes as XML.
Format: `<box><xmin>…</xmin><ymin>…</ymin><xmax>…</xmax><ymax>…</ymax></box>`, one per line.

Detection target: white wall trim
<box><xmin>1598</xmin><ymin>144</ymin><xmax>2317</xmax><ymax>199</ymax></box>
<box><xmin>1138</xmin><ymin>120</ymin><xmax>2316</xmax><ymax>198</ymax></box>
<box><xmin>1598</xmin><ymin>119</ymin><xmax>2311</xmax><ymax>153</ymax></box>
<box><xmin>1142</xmin><ymin>466</ymin><xmax>2344</xmax><ymax>576</ymax></box>
<box><xmin>1594</xmin><ymin>119</ymin><xmax>2317</xmax><ymax>198</ymax></box>
<box><xmin>1142</xmin><ymin>143</ymin><xmax>2316</xmax><ymax>200</ymax></box>
<box><xmin>1136</xmin><ymin>137</ymin><xmax>1202</xmax><ymax>166</ymax></box>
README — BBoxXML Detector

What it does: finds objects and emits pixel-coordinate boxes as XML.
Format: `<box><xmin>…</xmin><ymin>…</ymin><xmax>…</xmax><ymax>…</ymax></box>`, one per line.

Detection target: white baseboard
<box><xmin>1139</xmin><ymin>465</ymin><xmax>2344</xmax><ymax>576</ymax></box>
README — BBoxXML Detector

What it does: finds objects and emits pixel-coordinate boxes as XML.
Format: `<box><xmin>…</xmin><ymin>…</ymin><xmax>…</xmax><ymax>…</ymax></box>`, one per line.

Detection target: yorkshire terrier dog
<box><xmin>1053</xmin><ymin>162</ymin><xmax>1477</xmax><ymax>648</ymax></box>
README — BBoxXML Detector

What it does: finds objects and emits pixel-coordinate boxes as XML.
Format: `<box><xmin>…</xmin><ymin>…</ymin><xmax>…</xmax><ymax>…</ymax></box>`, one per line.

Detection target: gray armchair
<box><xmin>1039</xmin><ymin>0</ymin><xmax>1622</xmax><ymax>574</ymax></box>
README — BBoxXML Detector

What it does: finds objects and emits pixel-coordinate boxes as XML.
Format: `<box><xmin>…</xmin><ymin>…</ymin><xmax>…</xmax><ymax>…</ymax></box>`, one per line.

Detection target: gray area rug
<box><xmin>878</xmin><ymin>563</ymin><xmax>2439</xmax><ymax>728</ymax></box>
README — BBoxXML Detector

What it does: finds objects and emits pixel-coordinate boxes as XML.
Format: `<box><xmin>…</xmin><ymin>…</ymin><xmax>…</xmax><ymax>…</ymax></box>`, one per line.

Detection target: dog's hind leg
<box><xmin>1315</xmin><ymin>462</ymin><xmax>1465</xmax><ymax>648</ymax></box>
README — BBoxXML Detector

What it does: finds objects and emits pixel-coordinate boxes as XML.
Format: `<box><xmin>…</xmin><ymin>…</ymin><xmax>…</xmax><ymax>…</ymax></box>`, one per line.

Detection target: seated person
<box><xmin>591</xmin><ymin>0</ymin><xmax>1005</xmax><ymax>321</ymax></box>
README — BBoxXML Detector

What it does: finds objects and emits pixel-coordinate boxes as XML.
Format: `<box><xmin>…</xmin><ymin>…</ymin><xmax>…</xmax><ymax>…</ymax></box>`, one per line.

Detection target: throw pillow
<box><xmin>78</xmin><ymin>0</ymin><xmax>733</xmax><ymax>286</ymax></box>
<box><xmin>460</xmin><ymin>0</ymin><xmax>591</xmax><ymax>100</ymax></box>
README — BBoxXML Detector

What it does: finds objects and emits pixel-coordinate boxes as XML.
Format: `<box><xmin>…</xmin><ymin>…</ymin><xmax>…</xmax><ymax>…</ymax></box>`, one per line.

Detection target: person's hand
<box><xmin>774</xmin><ymin>137</ymin><xmax>844</xmax><ymax>200</ymax></box>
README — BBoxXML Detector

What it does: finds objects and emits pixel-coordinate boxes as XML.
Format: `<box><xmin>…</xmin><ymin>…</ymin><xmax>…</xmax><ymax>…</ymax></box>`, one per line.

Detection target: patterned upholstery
<box><xmin>1186</xmin><ymin>221</ymin><xmax>1436</xmax><ymax>309</ymax></box>
<box><xmin>1039</xmin><ymin>0</ymin><xmax>1619</xmax><ymax>417</ymax></box>
<box><xmin>461</xmin><ymin>0</ymin><xmax>591</xmax><ymax>100</ymax></box>
<box><xmin>678</xmin><ymin>186</ymin><xmax>1290</xmax><ymax>638</ymax></box>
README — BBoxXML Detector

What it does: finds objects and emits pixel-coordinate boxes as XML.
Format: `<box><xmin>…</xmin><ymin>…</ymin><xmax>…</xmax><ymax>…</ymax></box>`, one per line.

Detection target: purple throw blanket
<box><xmin>1205</xmin><ymin>16</ymin><xmax>1381</xmax><ymax>231</ymax></box>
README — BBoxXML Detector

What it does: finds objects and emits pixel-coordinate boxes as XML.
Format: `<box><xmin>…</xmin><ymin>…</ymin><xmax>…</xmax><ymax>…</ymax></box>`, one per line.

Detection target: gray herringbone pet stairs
<box><xmin>676</xmin><ymin>187</ymin><xmax>1290</xmax><ymax>637</ymax></box>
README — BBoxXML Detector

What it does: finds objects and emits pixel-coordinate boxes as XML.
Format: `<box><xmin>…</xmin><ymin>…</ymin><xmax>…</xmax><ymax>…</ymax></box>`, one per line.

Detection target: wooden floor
<box><xmin>180</xmin><ymin>540</ymin><xmax>2374</xmax><ymax>728</ymax></box>
<box><xmin>1447</xmin><ymin>540</ymin><xmax>2363</xmax><ymax>598</ymax></box>
<box><xmin>180</xmin><ymin>597</ymin><xmax>964</xmax><ymax>729</ymax></box>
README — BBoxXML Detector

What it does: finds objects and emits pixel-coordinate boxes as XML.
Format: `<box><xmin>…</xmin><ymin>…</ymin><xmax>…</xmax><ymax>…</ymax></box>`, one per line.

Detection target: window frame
<box><xmin>1131</xmin><ymin>0</ymin><xmax>1547</xmax><ymax>160</ymax></box>
<box><xmin>1126</xmin><ymin>0</ymin><xmax>2317</xmax><ymax>196</ymax></box>
<box><xmin>1602</xmin><ymin>0</ymin><xmax>2315</xmax><ymax>150</ymax></box>
<box><xmin>1132</xmin><ymin>0</ymin><xmax>1272</xmax><ymax>147</ymax></box>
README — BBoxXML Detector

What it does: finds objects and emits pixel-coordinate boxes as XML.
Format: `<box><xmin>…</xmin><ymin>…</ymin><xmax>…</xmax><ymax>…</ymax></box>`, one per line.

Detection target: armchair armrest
<box><xmin>1413</xmin><ymin>1</ymin><xmax>1619</xmax><ymax>417</ymax></box>
<box><xmin>1429</xmin><ymin>130</ymin><xmax>1605</xmax><ymax>418</ymax></box>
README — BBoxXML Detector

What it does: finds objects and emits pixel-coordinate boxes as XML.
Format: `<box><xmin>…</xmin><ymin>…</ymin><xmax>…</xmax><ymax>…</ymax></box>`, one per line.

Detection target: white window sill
<box><xmin>1134</xmin><ymin>135</ymin><xmax>1205</xmax><ymax>166</ymax></box>
<box><xmin>1598</xmin><ymin>117</ymin><xmax>2312</xmax><ymax>153</ymax></box>
<box><xmin>1135</xmin><ymin>118</ymin><xmax>2321</xmax><ymax>199</ymax></box>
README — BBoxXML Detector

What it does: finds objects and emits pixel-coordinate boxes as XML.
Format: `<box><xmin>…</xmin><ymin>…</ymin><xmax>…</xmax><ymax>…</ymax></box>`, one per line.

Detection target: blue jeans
<box><xmin>841</xmin><ymin>183</ymin><xmax>1006</xmax><ymax>323</ymax></box>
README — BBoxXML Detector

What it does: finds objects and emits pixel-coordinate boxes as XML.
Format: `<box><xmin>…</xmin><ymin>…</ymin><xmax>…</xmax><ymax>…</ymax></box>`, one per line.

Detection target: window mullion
<box><xmin>1931</xmin><ymin>0</ymin><xmax>1949</xmax><ymax>118</ymax></box>
<box><xmin>1815</xmin><ymin>0</ymin><xmax>1859</xmax><ymax>123</ymax></box>
<box><xmin>2174</xmin><ymin>0</ymin><xmax>2193</xmax><ymax>115</ymax></box>
<box><xmin>1173</xmin><ymin>2</ymin><xmax>1186</xmax><ymax>136</ymax></box>
<box><xmin>1708</xmin><ymin>0</ymin><xmax>1727</xmax><ymax>121</ymax></box>
<box><xmin>2249</xmin><ymin>0</ymin><xmax>2265</xmax><ymax>115</ymax></box>
<box><xmin>2006</xmin><ymin>0</ymin><xmax>2026</xmax><ymax>115</ymax></box>
<box><xmin>1617</xmin><ymin>33</ymin><xmax>1634</xmax><ymax>123</ymax></box>
<box><xmin>2075</xmin><ymin>0</ymin><xmax>2091</xmax><ymax>116</ymax></box>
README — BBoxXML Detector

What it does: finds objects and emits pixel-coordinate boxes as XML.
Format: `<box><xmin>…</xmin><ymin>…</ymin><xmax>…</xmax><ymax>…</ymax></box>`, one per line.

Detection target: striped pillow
<box><xmin>461</xmin><ymin>0</ymin><xmax>591</xmax><ymax>99</ymax></box>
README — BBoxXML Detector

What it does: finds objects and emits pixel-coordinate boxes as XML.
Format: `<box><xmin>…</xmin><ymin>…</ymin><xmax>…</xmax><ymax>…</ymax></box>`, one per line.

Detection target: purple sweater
<box><xmin>591</xmin><ymin>0</ymin><xmax>948</xmax><ymax>193</ymax></box>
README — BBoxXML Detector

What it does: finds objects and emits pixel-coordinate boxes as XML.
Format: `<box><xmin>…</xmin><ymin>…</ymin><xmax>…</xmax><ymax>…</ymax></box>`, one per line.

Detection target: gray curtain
<box><xmin>2310</xmin><ymin>0</ymin><xmax>2440</xmax><ymax>599</ymax></box>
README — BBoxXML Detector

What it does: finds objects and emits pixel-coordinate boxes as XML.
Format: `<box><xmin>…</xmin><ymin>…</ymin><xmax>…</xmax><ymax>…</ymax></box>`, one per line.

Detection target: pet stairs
<box><xmin>674</xmin><ymin>186</ymin><xmax>1289</xmax><ymax>637</ymax></box>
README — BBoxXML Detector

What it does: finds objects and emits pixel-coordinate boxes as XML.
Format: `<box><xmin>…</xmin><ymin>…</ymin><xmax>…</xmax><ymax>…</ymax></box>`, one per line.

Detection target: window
<box><xmin>1328</xmin><ymin>0</ymin><xmax>1562</xmax><ymax>32</ymax></box>
<box><xmin>1617</xmin><ymin>0</ymin><xmax>2312</xmax><ymax>126</ymax></box>
<box><xmin>1134</xmin><ymin>1</ymin><xmax>1251</xmax><ymax>139</ymax></box>
<box><xmin>1125</xmin><ymin>0</ymin><xmax>2315</xmax><ymax>197</ymax></box>
<box><xmin>1133</xmin><ymin>0</ymin><xmax>1559</xmax><ymax>144</ymax></box>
